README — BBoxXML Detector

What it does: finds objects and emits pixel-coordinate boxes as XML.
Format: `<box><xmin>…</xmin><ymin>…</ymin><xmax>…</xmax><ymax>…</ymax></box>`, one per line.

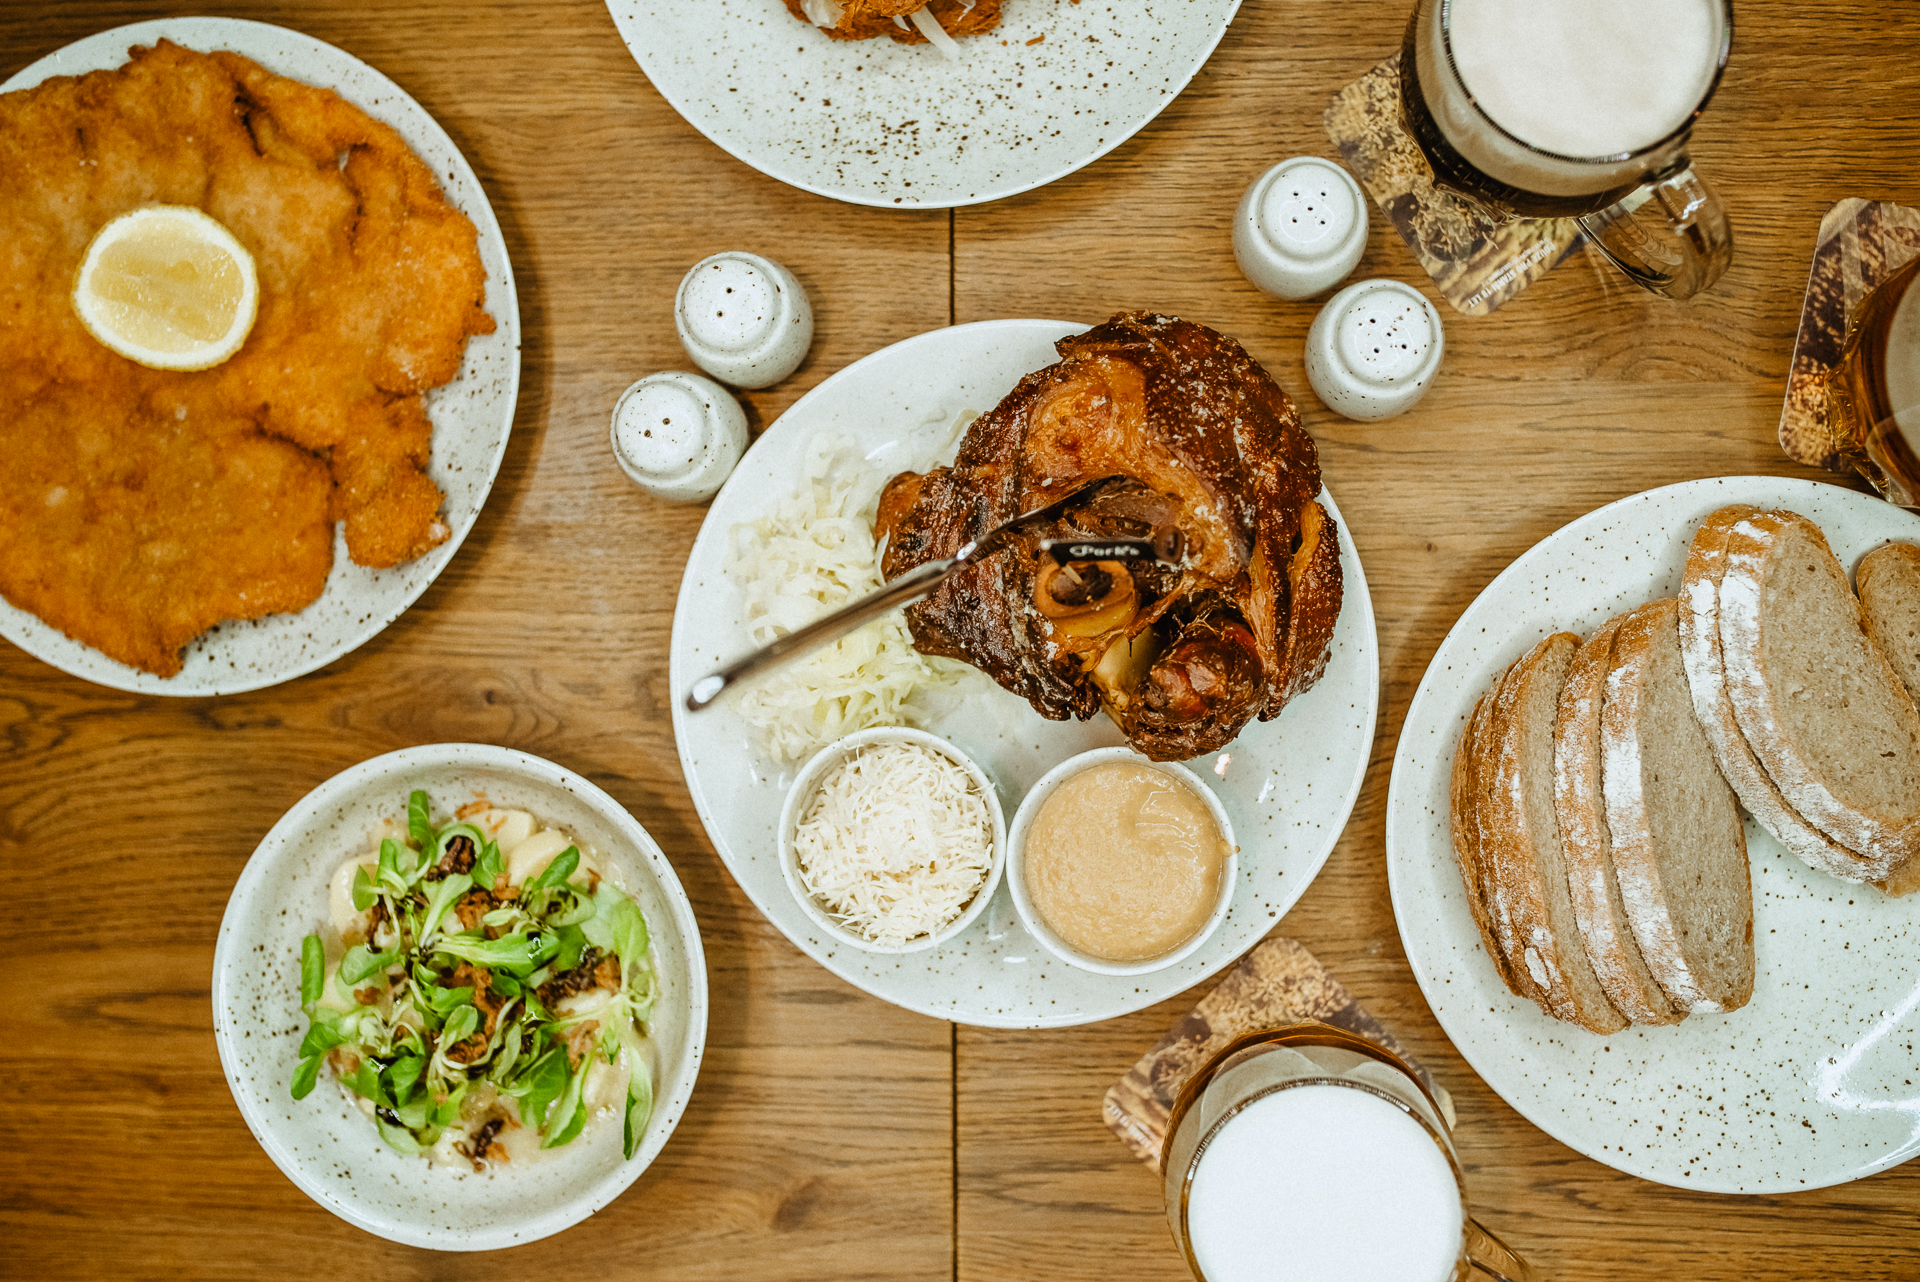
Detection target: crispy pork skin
<box><xmin>876</xmin><ymin>313</ymin><xmax>1343</xmax><ymax>760</ymax></box>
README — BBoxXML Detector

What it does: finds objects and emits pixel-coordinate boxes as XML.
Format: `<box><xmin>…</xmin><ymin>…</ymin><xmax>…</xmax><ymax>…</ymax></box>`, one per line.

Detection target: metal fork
<box><xmin>685</xmin><ymin>479</ymin><xmax>1153</xmax><ymax>711</ymax></box>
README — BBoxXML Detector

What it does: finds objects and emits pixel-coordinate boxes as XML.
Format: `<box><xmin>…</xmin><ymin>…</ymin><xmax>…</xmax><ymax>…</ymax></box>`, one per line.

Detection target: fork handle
<box><xmin>684</xmin><ymin>558</ymin><xmax>955</xmax><ymax>711</ymax></box>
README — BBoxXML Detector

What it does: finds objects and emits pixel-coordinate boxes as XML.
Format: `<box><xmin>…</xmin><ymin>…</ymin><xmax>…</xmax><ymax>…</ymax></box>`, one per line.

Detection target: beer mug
<box><xmin>1399</xmin><ymin>0</ymin><xmax>1734</xmax><ymax>300</ymax></box>
<box><xmin>1163</xmin><ymin>1024</ymin><xmax>1539</xmax><ymax>1282</ymax></box>
<box><xmin>1825</xmin><ymin>256</ymin><xmax>1920</xmax><ymax>508</ymax></box>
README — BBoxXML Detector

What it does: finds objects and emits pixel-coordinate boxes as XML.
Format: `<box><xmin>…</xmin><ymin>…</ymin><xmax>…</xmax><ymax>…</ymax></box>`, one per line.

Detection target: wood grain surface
<box><xmin>2</xmin><ymin>1</ymin><xmax>1917</xmax><ymax>1279</ymax></box>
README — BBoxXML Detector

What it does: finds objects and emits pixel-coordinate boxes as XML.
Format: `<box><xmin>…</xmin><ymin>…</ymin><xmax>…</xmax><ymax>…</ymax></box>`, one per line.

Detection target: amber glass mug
<box><xmin>1398</xmin><ymin>0</ymin><xmax>1734</xmax><ymax>300</ymax></box>
<box><xmin>1162</xmin><ymin>1024</ymin><xmax>1539</xmax><ymax>1282</ymax></box>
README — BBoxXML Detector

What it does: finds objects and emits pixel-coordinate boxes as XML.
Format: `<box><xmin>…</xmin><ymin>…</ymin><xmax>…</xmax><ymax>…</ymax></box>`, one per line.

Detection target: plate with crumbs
<box><xmin>605</xmin><ymin>0</ymin><xmax>1243</xmax><ymax>208</ymax></box>
<box><xmin>670</xmin><ymin>318</ymin><xmax>1379</xmax><ymax>1028</ymax></box>
<box><xmin>1386</xmin><ymin>476</ymin><xmax>1920</xmax><ymax>1193</ymax></box>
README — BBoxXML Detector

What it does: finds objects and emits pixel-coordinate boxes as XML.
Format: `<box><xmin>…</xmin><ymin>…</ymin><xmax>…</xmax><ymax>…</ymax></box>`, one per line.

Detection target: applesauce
<box><xmin>1022</xmin><ymin>761</ymin><xmax>1230</xmax><ymax>962</ymax></box>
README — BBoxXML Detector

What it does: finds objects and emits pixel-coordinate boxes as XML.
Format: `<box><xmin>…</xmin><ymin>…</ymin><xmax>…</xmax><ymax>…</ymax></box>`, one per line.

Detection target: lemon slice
<box><xmin>73</xmin><ymin>205</ymin><xmax>259</xmax><ymax>371</ymax></box>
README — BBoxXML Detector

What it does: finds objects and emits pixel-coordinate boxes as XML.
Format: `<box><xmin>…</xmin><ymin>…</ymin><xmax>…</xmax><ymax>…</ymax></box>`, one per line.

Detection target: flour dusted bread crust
<box><xmin>1481</xmin><ymin>634</ymin><xmax>1627</xmax><ymax>1033</ymax></box>
<box><xmin>1553</xmin><ymin>618</ymin><xmax>1682</xmax><ymax>1026</ymax></box>
<box><xmin>1603</xmin><ymin>599</ymin><xmax>1753</xmax><ymax>1015</ymax></box>
<box><xmin>1718</xmin><ymin>512</ymin><xmax>1920</xmax><ymax>871</ymax></box>
<box><xmin>1678</xmin><ymin>506</ymin><xmax>1870</xmax><ymax>880</ymax></box>
<box><xmin>1856</xmin><ymin>541</ymin><xmax>1920</xmax><ymax>895</ymax></box>
<box><xmin>1450</xmin><ymin>693</ymin><xmax>1531</xmax><ymax>1001</ymax></box>
<box><xmin>1858</xmin><ymin>541</ymin><xmax>1920</xmax><ymax>708</ymax></box>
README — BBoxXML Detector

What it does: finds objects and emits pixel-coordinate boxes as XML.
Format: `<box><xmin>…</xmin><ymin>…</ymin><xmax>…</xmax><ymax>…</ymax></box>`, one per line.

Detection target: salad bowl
<box><xmin>211</xmin><ymin>743</ymin><xmax>707</xmax><ymax>1249</ymax></box>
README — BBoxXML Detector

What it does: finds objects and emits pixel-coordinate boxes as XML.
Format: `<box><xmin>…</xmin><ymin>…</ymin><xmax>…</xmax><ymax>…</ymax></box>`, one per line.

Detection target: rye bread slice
<box><xmin>1481</xmin><ymin>633</ymin><xmax>1627</xmax><ymax>1033</ymax></box>
<box><xmin>1856</xmin><ymin>541</ymin><xmax>1920</xmax><ymax>895</ymax></box>
<box><xmin>1719</xmin><ymin>511</ymin><xmax>1920</xmax><ymax>871</ymax></box>
<box><xmin>1678</xmin><ymin>506</ymin><xmax>1873</xmax><ymax>881</ymax></box>
<box><xmin>1603</xmin><ymin>598</ymin><xmax>1754</xmax><ymax>1015</ymax></box>
<box><xmin>1858</xmin><ymin>541</ymin><xmax>1920</xmax><ymax>705</ymax></box>
<box><xmin>1553</xmin><ymin>617</ymin><xmax>1683</xmax><ymax>1026</ymax></box>
<box><xmin>1451</xmin><ymin>692</ymin><xmax>1534</xmax><ymax>1001</ymax></box>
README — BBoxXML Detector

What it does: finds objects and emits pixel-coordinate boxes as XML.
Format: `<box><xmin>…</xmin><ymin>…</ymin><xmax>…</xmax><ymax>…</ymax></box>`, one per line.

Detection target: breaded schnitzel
<box><xmin>0</xmin><ymin>40</ymin><xmax>493</xmax><ymax>676</ymax></box>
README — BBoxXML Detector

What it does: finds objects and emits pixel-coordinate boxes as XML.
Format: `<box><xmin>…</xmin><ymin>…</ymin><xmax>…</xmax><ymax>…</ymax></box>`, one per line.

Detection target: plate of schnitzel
<box><xmin>605</xmin><ymin>0</ymin><xmax>1244</xmax><ymax>208</ymax></box>
<box><xmin>0</xmin><ymin>19</ymin><xmax>519</xmax><ymax>695</ymax></box>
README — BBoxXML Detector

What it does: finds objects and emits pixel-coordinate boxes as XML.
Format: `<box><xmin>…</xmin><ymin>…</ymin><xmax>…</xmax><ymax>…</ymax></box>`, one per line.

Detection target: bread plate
<box><xmin>670</xmin><ymin>319</ymin><xmax>1379</xmax><ymax>1028</ymax></box>
<box><xmin>1386</xmin><ymin>476</ymin><xmax>1920</xmax><ymax>1193</ymax></box>
<box><xmin>211</xmin><ymin>744</ymin><xmax>707</xmax><ymax>1249</ymax></box>
<box><xmin>0</xmin><ymin>19</ymin><xmax>519</xmax><ymax>696</ymax></box>
<box><xmin>605</xmin><ymin>0</ymin><xmax>1241</xmax><ymax>209</ymax></box>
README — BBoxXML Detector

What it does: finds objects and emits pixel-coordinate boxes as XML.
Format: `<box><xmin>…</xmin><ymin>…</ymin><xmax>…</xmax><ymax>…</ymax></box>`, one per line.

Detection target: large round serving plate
<box><xmin>605</xmin><ymin>0</ymin><xmax>1242</xmax><ymax>209</ymax></box>
<box><xmin>1386</xmin><ymin>476</ymin><xmax>1920</xmax><ymax>1193</ymax></box>
<box><xmin>212</xmin><ymin>744</ymin><xmax>708</xmax><ymax>1250</ymax></box>
<box><xmin>670</xmin><ymin>319</ymin><xmax>1378</xmax><ymax>1028</ymax></box>
<box><xmin>0</xmin><ymin>19</ymin><xmax>520</xmax><ymax>696</ymax></box>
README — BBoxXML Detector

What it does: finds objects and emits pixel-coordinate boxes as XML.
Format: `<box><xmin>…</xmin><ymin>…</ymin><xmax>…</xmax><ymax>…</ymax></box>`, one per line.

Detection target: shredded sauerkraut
<box><xmin>793</xmin><ymin>743</ymin><xmax>993</xmax><ymax>944</ymax></box>
<box><xmin>723</xmin><ymin>420</ymin><xmax>972</xmax><ymax>764</ymax></box>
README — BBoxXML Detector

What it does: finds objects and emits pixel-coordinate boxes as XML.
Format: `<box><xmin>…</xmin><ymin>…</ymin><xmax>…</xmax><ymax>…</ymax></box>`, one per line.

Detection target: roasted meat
<box><xmin>781</xmin><ymin>0</ymin><xmax>1003</xmax><ymax>43</ymax></box>
<box><xmin>876</xmin><ymin>313</ymin><xmax>1343</xmax><ymax>761</ymax></box>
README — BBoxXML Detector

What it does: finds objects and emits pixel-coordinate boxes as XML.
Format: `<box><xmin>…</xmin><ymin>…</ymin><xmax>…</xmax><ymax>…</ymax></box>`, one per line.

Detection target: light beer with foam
<box><xmin>1826</xmin><ymin>257</ymin><xmax>1920</xmax><ymax>507</ymax></box>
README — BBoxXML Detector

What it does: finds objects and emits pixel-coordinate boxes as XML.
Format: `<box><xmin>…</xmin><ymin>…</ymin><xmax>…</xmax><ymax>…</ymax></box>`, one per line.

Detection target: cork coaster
<box><xmin>1778</xmin><ymin>199</ymin><xmax>1920</xmax><ymax>476</ymax></box>
<box><xmin>1102</xmin><ymin>936</ymin><xmax>1446</xmax><ymax>1169</ymax></box>
<box><xmin>1322</xmin><ymin>55</ymin><xmax>1584</xmax><ymax>318</ymax></box>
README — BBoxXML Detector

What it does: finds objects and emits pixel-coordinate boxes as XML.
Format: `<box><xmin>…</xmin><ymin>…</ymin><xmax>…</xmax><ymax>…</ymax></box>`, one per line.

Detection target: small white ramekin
<box><xmin>1007</xmin><ymin>746</ymin><xmax>1237</xmax><ymax>976</ymax></box>
<box><xmin>779</xmin><ymin>726</ymin><xmax>1006</xmax><ymax>954</ymax></box>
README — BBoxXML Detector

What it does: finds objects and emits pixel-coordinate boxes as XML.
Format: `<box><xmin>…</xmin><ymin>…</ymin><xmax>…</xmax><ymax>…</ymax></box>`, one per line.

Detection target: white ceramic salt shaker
<box><xmin>1234</xmin><ymin>157</ymin><xmax>1369</xmax><ymax>300</ymax></box>
<box><xmin>1304</xmin><ymin>279</ymin><xmax>1445</xmax><ymax>422</ymax></box>
<box><xmin>610</xmin><ymin>371</ymin><xmax>749</xmax><ymax>504</ymax></box>
<box><xmin>674</xmin><ymin>251</ymin><xmax>813</xmax><ymax>389</ymax></box>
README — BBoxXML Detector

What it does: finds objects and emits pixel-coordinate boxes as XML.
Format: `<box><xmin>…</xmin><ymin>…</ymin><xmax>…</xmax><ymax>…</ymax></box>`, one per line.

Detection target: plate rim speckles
<box><xmin>604</xmin><ymin>0</ymin><xmax>1244</xmax><ymax>209</ymax></box>
<box><xmin>1385</xmin><ymin>475</ymin><xmax>1920</xmax><ymax>1194</ymax></box>
<box><xmin>0</xmin><ymin>18</ymin><xmax>520</xmax><ymax>696</ymax></box>
<box><xmin>669</xmin><ymin>317</ymin><xmax>1379</xmax><ymax>1028</ymax></box>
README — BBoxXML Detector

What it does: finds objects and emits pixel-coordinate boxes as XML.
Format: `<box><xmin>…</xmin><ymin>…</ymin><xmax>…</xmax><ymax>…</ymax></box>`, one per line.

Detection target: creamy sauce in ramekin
<box><xmin>1022</xmin><ymin>762</ymin><xmax>1229</xmax><ymax>962</ymax></box>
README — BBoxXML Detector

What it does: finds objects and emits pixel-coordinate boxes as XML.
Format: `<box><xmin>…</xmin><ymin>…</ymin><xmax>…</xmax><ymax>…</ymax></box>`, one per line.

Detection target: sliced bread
<box><xmin>1678</xmin><ymin>506</ymin><xmax>1872</xmax><ymax>881</ymax></box>
<box><xmin>1719</xmin><ymin>511</ymin><xmax>1920</xmax><ymax>871</ymax></box>
<box><xmin>1856</xmin><ymin>540</ymin><xmax>1920</xmax><ymax>895</ymax></box>
<box><xmin>1451</xmin><ymin>691</ymin><xmax>1536</xmax><ymax>1002</ymax></box>
<box><xmin>1603</xmin><ymin>598</ymin><xmax>1754</xmax><ymax>1015</ymax></box>
<box><xmin>1553</xmin><ymin>617</ymin><xmax>1683</xmax><ymax>1026</ymax></box>
<box><xmin>1858</xmin><ymin>540</ymin><xmax>1920</xmax><ymax>705</ymax></box>
<box><xmin>1482</xmin><ymin>633</ymin><xmax>1628</xmax><ymax>1033</ymax></box>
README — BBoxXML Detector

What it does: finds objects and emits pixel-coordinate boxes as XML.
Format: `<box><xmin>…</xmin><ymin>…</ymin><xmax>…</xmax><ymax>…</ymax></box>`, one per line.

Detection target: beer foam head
<box><xmin>1185</xmin><ymin>1082</ymin><xmax>1465</xmax><ymax>1282</ymax></box>
<box><xmin>1449</xmin><ymin>0</ymin><xmax>1723</xmax><ymax>158</ymax></box>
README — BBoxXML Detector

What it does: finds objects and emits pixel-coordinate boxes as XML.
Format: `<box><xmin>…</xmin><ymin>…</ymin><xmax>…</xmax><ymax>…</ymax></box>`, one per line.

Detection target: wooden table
<box><xmin>4</xmin><ymin>2</ymin><xmax>1917</xmax><ymax>1278</ymax></box>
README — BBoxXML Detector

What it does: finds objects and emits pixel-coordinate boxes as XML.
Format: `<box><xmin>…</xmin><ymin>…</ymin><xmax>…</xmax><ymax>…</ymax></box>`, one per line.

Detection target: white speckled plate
<box><xmin>670</xmin><ymin>318</ymin><xmax>1378</xmax><ymax>1028</ymax></box>
<box><xmin>211</xmin><ymin>745</ymin><xmax>707</xmax><ymax>1250</ymax></box>
<box><xmin>605</xmin><ymin>0</ymin><xmax>1242</xmax><ymax>208</ymax></box>
<box><xmin>1387</xmin><ymin>476</ymin><xmax>1920</xmax><ymax>1193</ymax></box>
<box><xmin>0</xmin><ymin>19</ymin><xmax>519</xmax><ymax>696</ymax></box>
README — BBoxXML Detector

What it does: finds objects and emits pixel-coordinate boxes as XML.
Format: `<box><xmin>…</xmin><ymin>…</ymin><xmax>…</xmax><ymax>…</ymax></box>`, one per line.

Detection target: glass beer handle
<box><xmin>1576</xmin><ymin>160</ymin><xmax>1733</xmax><ymax>301</ymax></box>
<box><xmin>1463</xmin><ymin>1216</ymin><xmax>1542</xmax><ymax>1282</ymax></box>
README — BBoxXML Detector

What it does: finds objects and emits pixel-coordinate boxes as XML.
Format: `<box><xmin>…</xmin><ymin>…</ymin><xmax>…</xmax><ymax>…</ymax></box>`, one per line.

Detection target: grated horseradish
<box><xmin>793</xmin><ymin>743</ymin><xmax>994</xmax><ymax>945</ymax></box>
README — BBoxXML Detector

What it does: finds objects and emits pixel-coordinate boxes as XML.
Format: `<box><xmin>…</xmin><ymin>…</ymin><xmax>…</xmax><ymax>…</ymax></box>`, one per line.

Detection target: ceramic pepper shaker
<box><xmin>610</xmin><ymin>371</ymin><xmax>749</xmax><ymax>504</ymax></box>
<box><xmin>1234</xmin><ymin>157</ymin><xmax>1369</xmax><ymax>300</ymax></box>
<box><xmin>1304</xmin><ymin>279</ymin><xmax>1445</xmax><ymax>422</ymax></box>
<box><xmin>675</xmin><ymin>251</ymin><xmax>813</xmax><ymax>389</ymax></box>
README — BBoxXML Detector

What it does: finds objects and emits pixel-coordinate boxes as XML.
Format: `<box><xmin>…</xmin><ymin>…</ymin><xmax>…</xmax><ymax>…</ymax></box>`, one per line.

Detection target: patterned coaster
<box><xmin>1778</xmin><ymin>199</ymin><xmax>1920</xmax><ymax>475</ymax></box>
<box><xmin>1102</xmin><ymin>936</ymin><xmax>1446</xmax><ymax>1169</ymax></box>
<box><xmin>1323</xmin><ymin>55</ymin><xmax>1585</xmax><ymax>318</ymax></box>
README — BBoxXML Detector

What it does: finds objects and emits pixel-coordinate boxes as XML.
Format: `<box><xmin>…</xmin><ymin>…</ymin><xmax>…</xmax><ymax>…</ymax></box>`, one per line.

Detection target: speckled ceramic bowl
<box><xmin>1007</xmin><ymin>747</ymin><xmax>1237</xmax><ymax>976</ymax></box>
<box><xmin>211</xmin><ymin>745</ymin><xmax>707</xmax><ymax>1250</ymax></box>
<box><xmin>778</xmin><ymin>727</ymin><xmax>1007</xmax><ymax>955</ymax></box>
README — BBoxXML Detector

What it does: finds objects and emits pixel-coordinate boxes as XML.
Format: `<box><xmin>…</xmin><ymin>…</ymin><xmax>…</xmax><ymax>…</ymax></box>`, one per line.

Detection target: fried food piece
<box><xmin>0</xmin><ymin>40</ymin><xmax>493</xmax><ymax>676</ymax></box>
<box><xmin>877</xmin><ymin>314</ymin><xmax>1343</xmax><ymax>762</ymax></box>
<box><xmin>782</xmin><ymin>0</ymin><xmax>1002</xmax><ymax>44</ymax></box>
